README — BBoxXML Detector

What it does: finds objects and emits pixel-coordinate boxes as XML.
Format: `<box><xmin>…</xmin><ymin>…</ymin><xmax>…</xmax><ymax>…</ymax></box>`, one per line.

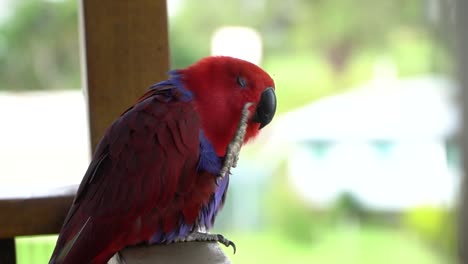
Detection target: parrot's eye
<box><xmin>236</xmin><ymin>75</ymin><xmax>247</xmax><ymax>88</ymax></box>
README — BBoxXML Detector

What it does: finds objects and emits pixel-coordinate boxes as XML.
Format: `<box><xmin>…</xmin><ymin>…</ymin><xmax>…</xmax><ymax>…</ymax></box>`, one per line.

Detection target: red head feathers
<box><xmin>179</xmin><ymin>56</ymin><xmax>276</xmax><ymax>156</ymax></box>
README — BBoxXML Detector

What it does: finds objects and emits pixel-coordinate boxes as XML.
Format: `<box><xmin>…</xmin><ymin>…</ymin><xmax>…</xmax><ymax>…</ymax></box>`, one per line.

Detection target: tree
<box><xmin>0</xmin><ymin>0</ymin><xmax>80</xmax><ymax>91</ymax></box>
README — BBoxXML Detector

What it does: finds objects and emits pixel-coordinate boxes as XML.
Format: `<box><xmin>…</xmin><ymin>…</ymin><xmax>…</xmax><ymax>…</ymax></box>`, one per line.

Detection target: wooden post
<box><xmin>80</xmin><ymin>0</ymin><xmax>170</xmax><ymax>152</ymax></box>
<box><xmin>0</xmin><ymin>239</ymin><xmax>15</xmax><ymax>264</ymax></box>
<box><xmin>457</xmin><ymin>0</ymin><xmax>468</xmax><ymax>263</ymax></box>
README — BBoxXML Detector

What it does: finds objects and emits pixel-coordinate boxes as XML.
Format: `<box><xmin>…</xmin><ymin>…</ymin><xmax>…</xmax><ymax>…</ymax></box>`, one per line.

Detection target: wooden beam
<box><xmin>80</xmin><ymin>0</ymin><xmax>170</xmax><ymax>152</ymax></box>
<box><xmin>0</xmin><ymin>193</ymin><xmax>75</xmax><ymax>238</ymax></box>
<box><xmin>0</xmin><ymin>187</ymin><xmax>76</xmax><ymax>263</ymax></box>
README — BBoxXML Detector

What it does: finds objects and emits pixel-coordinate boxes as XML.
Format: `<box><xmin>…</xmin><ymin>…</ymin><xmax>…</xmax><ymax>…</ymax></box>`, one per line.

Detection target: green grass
<box><xmin>222</xmin><ymin>226</ymin><xmax>452</xmax><ymax>264</ymax></box>
<box><xmin>15</xmin><ymin>226</ymin><xmax>452</xmax><ymax>264</ymax></box>
<box><xmin>16</xmin><ymin>235</ymin><xmax>57</xmax><ymax>264</ymax></box>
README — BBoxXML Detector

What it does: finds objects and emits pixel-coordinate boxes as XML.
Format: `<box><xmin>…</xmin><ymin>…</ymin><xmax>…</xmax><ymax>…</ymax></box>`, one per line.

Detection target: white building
<box><xmin>266</xmin><ymin>75</ymin><xmax>460</xmax><ymax>210</ymax></box>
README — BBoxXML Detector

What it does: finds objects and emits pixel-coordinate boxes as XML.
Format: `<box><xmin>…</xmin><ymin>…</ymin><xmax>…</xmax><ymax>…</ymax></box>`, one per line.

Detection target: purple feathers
<box><xmin>149</xmin><ymin>70</ymin><xmax>193</xmax><ymax>102</ymax></box>
<box><xmin>196</xmin><ymin>131</ymin><xmax>229</xmax><ymax>230</ymax></box>
<box><xmin>148</xmin><ymin>77</ymin><xmax>229</xmax><ymax>244</ymax></box>
<box><xmin>198</xmin><ymin>130</ymin><xmax>222</xmax><ymax>174</ymax></box>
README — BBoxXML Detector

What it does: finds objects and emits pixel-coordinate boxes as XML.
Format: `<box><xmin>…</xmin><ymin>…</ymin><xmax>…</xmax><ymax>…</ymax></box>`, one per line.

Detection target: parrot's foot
<box><xmin>183</xmin><ymin>231</ymin><xmax>236</xmax><ymax>254</ymax></box>
<box><xmin>218</xmin><ymin>102</ymin><xmax>254</xmax><ymax>181</ymax></box>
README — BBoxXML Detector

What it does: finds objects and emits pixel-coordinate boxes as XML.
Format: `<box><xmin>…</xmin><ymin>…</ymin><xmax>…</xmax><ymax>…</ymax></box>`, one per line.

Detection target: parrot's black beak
<box><xmin>252</xmin><ymin>87</ymin><xmax>276</xmax><ymax>129</ymax></box>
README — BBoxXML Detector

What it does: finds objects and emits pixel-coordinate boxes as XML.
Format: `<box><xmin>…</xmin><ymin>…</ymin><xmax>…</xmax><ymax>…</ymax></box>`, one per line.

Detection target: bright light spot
<box><xmin>0</xmin><ymin>0</ymin><xmax>11</xmax><ymax>24</ymax></box>
<box><xmin>211</xmin><ymin>26</ymin><xmax>263</xmax><ymax>65</ymax></box>
<box><xmin>0</xmin><ymin>91</ymin><xmax>90</xmax><ymax>197</ymax></box>
<box><xmin>372</xmin><ymin>56</ymin><xmax>398</xmax><ymax>89</ymax></box>
<box><xmin>167</xmin><ymin>0</ymin><xmax>183</xmax><ymax>18</ymax></box>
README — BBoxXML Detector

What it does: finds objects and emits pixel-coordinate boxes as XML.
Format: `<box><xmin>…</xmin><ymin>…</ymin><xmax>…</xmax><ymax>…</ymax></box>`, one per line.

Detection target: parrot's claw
<box><xmin>218</xmin><ymin>102</ymin><xmax>253</xmax><ymax>180</ymax></box>
<box><xmin>183</xmin><ymin>231</ymin><xmax>236</xmax><ymax>254</ymax></box>
<box><xmin>216</xmin><ymin>234</ymin><xmax>237</xmax><ymax>254</ymax></box>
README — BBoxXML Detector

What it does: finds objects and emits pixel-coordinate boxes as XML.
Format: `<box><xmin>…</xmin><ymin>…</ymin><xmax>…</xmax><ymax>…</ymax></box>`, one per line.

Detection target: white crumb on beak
<box><xmin>218</xmin><ymin>102</ymin><xmax>254</xmax><ymax>179</ymax></box>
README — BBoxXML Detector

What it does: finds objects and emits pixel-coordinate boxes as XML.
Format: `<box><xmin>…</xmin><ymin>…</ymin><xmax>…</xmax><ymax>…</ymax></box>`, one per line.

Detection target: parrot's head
<box><xmin>179</xmin><ymin>56</ymin><xmax>277</xmax><ymax>156</ymax></box>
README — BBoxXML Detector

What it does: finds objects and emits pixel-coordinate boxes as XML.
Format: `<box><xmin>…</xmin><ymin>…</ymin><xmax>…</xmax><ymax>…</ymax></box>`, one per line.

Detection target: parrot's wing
<box><xmin>50</xmin><ymin>86</ymin><xmax>202</xmax><ymax>264</ymax></box>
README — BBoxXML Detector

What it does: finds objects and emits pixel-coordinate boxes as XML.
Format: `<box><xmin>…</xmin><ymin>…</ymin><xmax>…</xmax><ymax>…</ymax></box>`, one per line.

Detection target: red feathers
<box><xmin>51</xmin><ymin>87</ymin><xmax>204</xmax><ymax>264</ymax></box>
<box><xmin>179</xmin><ymin>56</ymin><xmax>275</xmax><ymax>155</ymax></box>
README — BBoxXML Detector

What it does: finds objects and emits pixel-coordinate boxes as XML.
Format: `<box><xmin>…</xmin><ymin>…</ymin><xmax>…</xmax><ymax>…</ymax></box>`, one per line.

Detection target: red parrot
<box><xmin>49</xmin><ymin>56</ymin><xmax>276</xmax><ymax>264</ymax></box>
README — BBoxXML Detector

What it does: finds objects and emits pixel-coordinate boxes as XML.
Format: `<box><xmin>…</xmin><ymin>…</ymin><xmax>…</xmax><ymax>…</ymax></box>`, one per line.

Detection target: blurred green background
<box><xmin>0</xmin><ymin>0</ymin><xmax>458</xmax><ymax>263</ymax></box>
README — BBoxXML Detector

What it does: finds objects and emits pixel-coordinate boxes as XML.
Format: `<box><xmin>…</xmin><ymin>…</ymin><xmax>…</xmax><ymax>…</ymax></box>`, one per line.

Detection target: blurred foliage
<box><xmin>0</xmin><ymin>0</ymin><xmax>454</xmax><ymax>110</ymax></box>
<box><xmin>329</xmin><ymin>191</ymin><xmax>366</xmax><ymax>224</ymax></box>
<box><xmin>264</xmin><ymin>158</ymin><xmax>457</xmax><ymax>261</ymax></box>
<box><xmin>165</xmin><ymin>0</ymin><xmax>453</xmax><ymax>113</ymax></box>
<box><xmin>170</xmin><ymin>0</ymin><xmax>437</xmax><ymax>68</ymax></box>
<box><xmin>403</xmin><ymin>205</ymin><xmax>457</xmax><ymax>260</ymax></box>
<box><xmin>264</xmin><ymin>164</ymin><xmax>369</xmax><ymax>244</ymax></box>
<box><xmin>261</xmin><ymin>165</ymin><xmax>454</xmax><ymax>263</ymax></box>
<box><xmin>223</xmin><ymin>227</ymin><xmax>452</xmax><ymax>264</ymax></box>
<box><xmin>0</xmin><ymin>0</ymin><xmax>80</xmax><ymax>90</ymax></box>
<box><xmin>265</xmin><ymin>161</ymin><xmax>327</xmax><ymax>244</ymax></box>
